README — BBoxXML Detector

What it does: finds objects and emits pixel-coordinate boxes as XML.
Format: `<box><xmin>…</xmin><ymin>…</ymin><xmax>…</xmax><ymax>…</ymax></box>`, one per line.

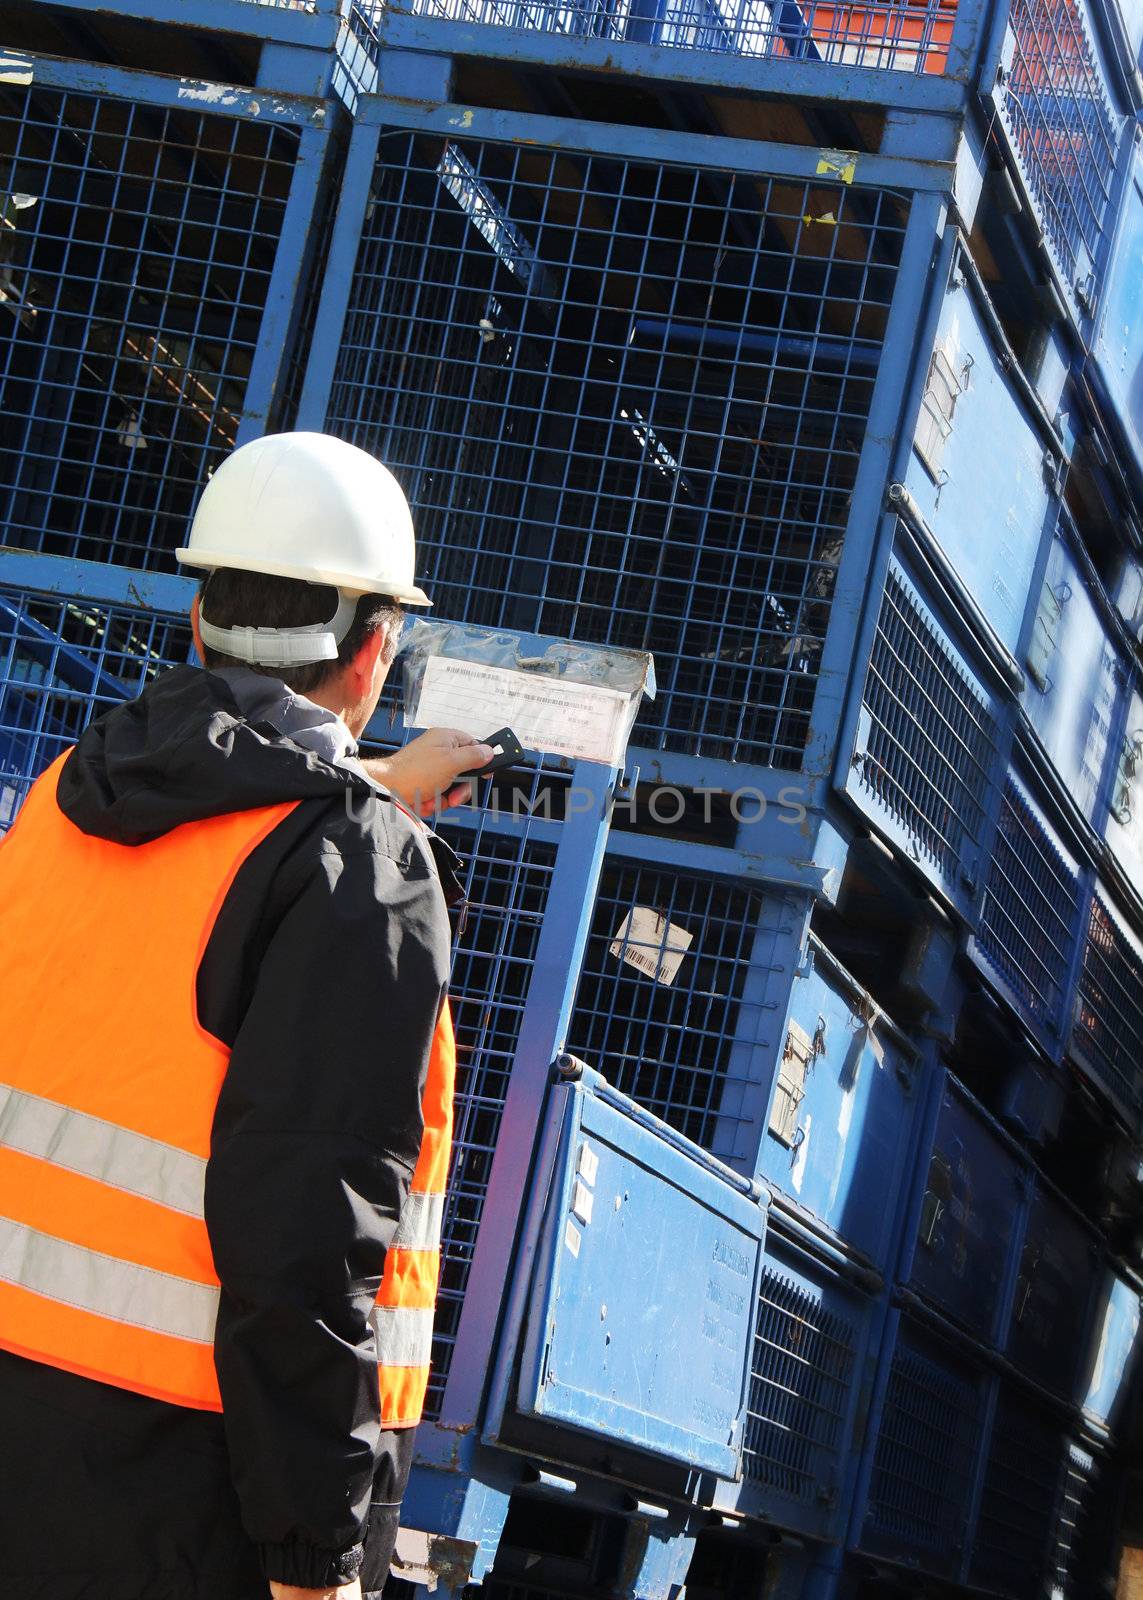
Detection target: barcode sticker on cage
<box><xmin>609</xmin><ymin>906</ymin><xmax>693</xmax><ymax>987</ymax></box>
<box><xmin>411</xmin><ymin>656</ymin><xmax>631</xmax><ymax>765</ymax></box>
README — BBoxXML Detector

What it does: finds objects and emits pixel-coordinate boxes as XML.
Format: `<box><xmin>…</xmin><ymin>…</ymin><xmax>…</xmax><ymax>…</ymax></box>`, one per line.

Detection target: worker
<box><xmin>0</xmin><ymin>432</ymin><xmax>491</xmax><ymax>1600</ymax></box>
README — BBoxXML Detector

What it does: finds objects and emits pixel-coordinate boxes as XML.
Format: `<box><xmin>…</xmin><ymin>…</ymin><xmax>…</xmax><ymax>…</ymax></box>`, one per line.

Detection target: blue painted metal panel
<box><xmin>514</xmin><ymin>1071</ymin><xmax>767</xmax><ymax>1475</ymax></box>
<box><xmin>1005</xmin><ymin>1188</ymin><xmax>1097</xmax><ymax>1398</ymax></box>
<box><xmin>969</xmin><ymin>771</ymin><xmax>1084</xmax><ymax>1051</ymax></box>
<box><xmin>906</xmin><ymin>1082</ymin><xmax>1023</xmax><ymax>1343</ymax></box>
<box><xmin>839</xmin><ymin>548</ymin><xmax>1004</xmax><ymax>912</ymax></box>
<box><xmin>303</xmin><ymin>107</ymin><xmax>919</xmax><ymax>766</ymax></box>
<box><xmin>0</xmin><ymin>58</ymin><xmax>329</xmax><ymax>570</ymax></box>
<box><xmin>1080</xmin><ymin>1270</ymin><xmax>1142</xmax><ymax>1429</ymax></box>
<box><xmin>858</xmin><ymin>1313</ymin><xmax>988</xmax><ymax>1578</ymax></box>
<box><xmin>756</xmin><ymin>944</ymin><xmax>920</xmax><ymax>1272</ymax></box>
<box><xmin>902</xmin><ymin>263</ymin><xmax>1056</xmax><ymax>657</ymax></box>
<box><xmin>1069</xmin><ymin>888</ymin><xmax>1143</xmax><ymax>1127</ymax></box>
<box><xmin>1090</xmin><ymin>150</ymin><xmax>1143</xmax><ymax>488</ymax></box>
<box><xmin>1022</xmin><ymin>531</ymin><xmax>1124</xmax><ymax>824</ymax></box>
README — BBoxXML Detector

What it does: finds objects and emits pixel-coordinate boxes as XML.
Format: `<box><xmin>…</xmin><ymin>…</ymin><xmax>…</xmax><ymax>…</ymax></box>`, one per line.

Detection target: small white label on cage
<box><xmin>572</xmin><ymin>1180</ymin><xmax>594</xmax><ymax>1226</ymax></box>
<box><xmin>564</xmin><ymin>1219</ymin><xmax>581</xmax><ymax>1258</ymax></box>
<box><xmin>410</xmin><ymin>656</ymin><xmax>631</xmax><ymax>765</ymax></box>
<box><xmin>577</xmin><ymin>1141</ymin><xmax>599</xmax><ymax>1187</ymax></box>
<box><xmin>609</xmin><ymin>906</ymin><xmax>693</xmax><ymax>987</ymax></box>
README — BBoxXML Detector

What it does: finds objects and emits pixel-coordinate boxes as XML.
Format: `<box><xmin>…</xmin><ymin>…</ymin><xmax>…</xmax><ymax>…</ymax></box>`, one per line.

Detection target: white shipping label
<box><xmin>572</xmin><ymin>1179</ymin><xmax>595</xmax><ymax>1226</ymax></box>
<box><xmin>564</xmin><ymin>1219</ymin><xmax>581</xmax><ymax>1258</ymax></box>
<box><xmin>609</xmin><ymin>906</ymin><xmax>693</xmax><ymax>987</ymax></box>
<box><xmin>411</xmin><ymin>656</ymin><xmax>631</xmax><ymax>766</ymax></box>
<box><xmin>577</xmin><ymin>1140</ymin><xmax>599</xmax><ymax>1187</ymax></box>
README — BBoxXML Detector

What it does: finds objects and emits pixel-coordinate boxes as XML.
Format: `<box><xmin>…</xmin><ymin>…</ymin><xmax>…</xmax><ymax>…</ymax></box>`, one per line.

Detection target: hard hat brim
<box><xmin>174</xmin><ymin>547</ymin><xmax>431</xmax><ymax>608</ymax></box>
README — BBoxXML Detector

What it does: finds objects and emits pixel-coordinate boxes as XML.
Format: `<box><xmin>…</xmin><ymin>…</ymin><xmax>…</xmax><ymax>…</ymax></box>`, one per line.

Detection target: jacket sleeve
<box><xmin>203</xmin><ymin>823</ymin><xmax>450</xmax><ymax>1589</ymax></box>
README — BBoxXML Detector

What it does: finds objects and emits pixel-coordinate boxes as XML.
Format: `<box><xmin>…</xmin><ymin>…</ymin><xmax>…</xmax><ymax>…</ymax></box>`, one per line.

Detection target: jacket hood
<box><xmin>58</xmin><ymin>666</ymin><xmax>367</xmax><ymax>844</ymax></box>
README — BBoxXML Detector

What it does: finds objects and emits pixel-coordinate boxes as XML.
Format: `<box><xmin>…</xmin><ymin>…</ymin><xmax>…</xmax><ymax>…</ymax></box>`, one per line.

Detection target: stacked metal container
<box><xmin>3</xmin><ymin>0</ymin><xmax>1143</xmax><ymax>1596</ymax></box>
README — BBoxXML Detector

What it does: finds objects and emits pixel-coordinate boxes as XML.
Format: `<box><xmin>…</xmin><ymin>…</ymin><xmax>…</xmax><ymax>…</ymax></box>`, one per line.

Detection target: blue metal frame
<box><xmin>802</xmin><ymin>191</ymin><xmax>951</xmax><ymax>784</ymax></box>
<box><xmin>30</xmin><ymin>0</ymin><xmax>346</xmax><ymax>36</ymax></box>
<box><xmin>362</xmin><ymin>8</ymin><xmax>980</xmax><ymax>107</ymax></box>
<box><xmin>420</xmin><ymin>761</ymin><xmax>616</xmax><ymax>1444</ymax></box>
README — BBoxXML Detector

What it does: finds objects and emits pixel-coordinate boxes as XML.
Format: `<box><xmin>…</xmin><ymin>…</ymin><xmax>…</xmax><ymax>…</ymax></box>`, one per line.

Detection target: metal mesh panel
<box><xmin>352</xmin><ymin>0</ymin><xmax>955</xmax><ymax>72</ymax></box>
<box><xmin>424</xmin><ymin>788</ymin><xmax>559</xmax><ymax>1416</ymax></box>
<box><xmin>324</xmin><ymin>132</ymin><xmax>909</xmax><ymax>764</ymax></box>
<box><xmin>857</xmin><ymin>560</ymin><xmax>1000</xmax><ymax>887</ymax></box>
<box><xmin>743</xmin><ymin>1263</ymin><xmax>857</xmax><ymax>1504</ymax></box>
<box><xmin>0</xmin><ymin>585</ymin><xmax>189</xmax><ymax>828</ymax></box>
<box><xmin>865</xmin><ymin>1330</ymin><xmax>981</xmax><ymax>1560</ymax></box>
<box><xmin>1000</xmin><ymin>0</ymin><xmax>1121</xmax><ymax>295</ymax></box>
<box><xmin>1071</xmin><ymin>892</ymin><xmax>1143</xmax><ymax>1121</ymax></box>
<box><xmin>969</xmin><ymin>1392</ymin><xmax>1061</xmax><ymax>1598</ymax></box>
<box><xmin>0</xmin><ymin>81</ymin><xmax>300</xmax><ymax>566</ymax></box>
<box><xmin>977</xmin><ymin>777</ymin><xmax>1080</xmax><ymax>1034</ymax></box>
<box><xmin>567</xmin><ymin>863</ymin><xmax>776</xmax><ymax>1149</ymax></box>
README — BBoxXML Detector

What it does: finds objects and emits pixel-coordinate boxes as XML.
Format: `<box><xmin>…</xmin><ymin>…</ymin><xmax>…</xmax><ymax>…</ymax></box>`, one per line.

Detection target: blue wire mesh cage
<box><xmin>350</xmin><ymin>0</ymin><xmax>958</xmax><ymax>72</ymax></box>
<box><xmin>847</xmin><ymin>553</ymin><xmax>1002</xmax><ymax>907</ymax></box>
<box><xmin>973</xmin><ymin>774</ymin><xmax>1082</xmax><ymax>1042</ymax></box>
<box><xmin>320</xmin><ymin>129</ymin><xmax>911</xmax><ymax>765</ymax></box>
<box><xmin>861</xmin><ymin>1318</ymin><xmax>984</xmax><ymax>1576</ymax></box>
<box><xmin>739</xmin><ymin>1242</ymin><xmax>865</xmax><ymax>1537</ymax></box>
<box><xmin>0</xmin><ymin>75</ymin><xmax>310</xmax><ymax>568</ymax></box>
<box><xmin>1070</xmin><ymin>889</ymin><xmax>1143</xmax><ymax>1126</ymax></box>
<box><xmin>565</xmin><ymin>864</ymin><xmax>792</xmax><ymax>1157</ymax></box>
<box><xmin>998</xmin><ymin>0</ymin><xmax>1123</xmax><ymax>304</ymax></box>
<box><xmin>0</xmin><ymin>583</ymin><xmax>190</xmax><ymax>828</ymax></box>
<box><xmin>968</xmin><ymin>1386</ymin><xmax>1066</xmax><ymax>1599</ymax></box>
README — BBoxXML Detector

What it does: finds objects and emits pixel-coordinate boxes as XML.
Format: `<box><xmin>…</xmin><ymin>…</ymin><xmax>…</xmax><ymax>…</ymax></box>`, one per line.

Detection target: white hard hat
<box><xmin>176</xmin><ymin>432</ymin><xmax>431</xmax><ymax>608</ymax></box>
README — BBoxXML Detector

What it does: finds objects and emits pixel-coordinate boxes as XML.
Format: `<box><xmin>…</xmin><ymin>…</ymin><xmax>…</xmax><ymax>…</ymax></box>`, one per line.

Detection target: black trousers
<box><xmin>0</xmin><ymin>1350</ymin><xmax>413</xmax><ymax>1599</ymax></box>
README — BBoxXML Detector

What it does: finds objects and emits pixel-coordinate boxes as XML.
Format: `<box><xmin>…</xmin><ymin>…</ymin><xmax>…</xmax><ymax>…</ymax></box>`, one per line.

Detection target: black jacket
<box><xmin>0</xmin><ymin>665</ymin><xmax>460</xmax><ymax>1598</ymax></box>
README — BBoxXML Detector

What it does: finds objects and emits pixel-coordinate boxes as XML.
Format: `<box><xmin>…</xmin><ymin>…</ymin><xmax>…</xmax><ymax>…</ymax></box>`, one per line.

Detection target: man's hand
<box><xmin>363</xmin><ymin>728</ymin><xmax>493</xmax><ymax>817</ymax></box>
<box><xmin>269</xmin><ymin>1583</ymin><xmax>362</xmax><ymax>1600</ymax></box>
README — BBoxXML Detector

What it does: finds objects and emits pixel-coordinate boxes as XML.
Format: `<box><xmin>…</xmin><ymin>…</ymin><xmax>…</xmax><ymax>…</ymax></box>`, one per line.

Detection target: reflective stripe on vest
<box><xmin>374</xmin><ymin>1001</ymin><xmax>455</xmax><ymax>1427</ymax></box>
<box><xmin>0</xmin><ymin>754</ymin><xmax>455</xmax><ymax>1426</ymax></box>
<box><xmin>0</xmin><ymin>754</ymin><xmax>299</xmax><ymax>1409</ymax></box>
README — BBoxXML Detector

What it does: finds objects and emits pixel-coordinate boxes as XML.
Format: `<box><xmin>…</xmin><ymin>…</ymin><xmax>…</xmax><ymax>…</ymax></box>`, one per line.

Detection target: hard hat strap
<box><xmin>198</xmin><ymin>591</ymin><xmax>360</xmax><ymax>668</ymax></box>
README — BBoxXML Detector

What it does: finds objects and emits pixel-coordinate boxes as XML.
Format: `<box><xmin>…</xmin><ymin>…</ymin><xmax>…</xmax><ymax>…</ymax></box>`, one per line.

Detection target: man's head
<box><xmin>193</xmin><ymin>571</ymin><xmax>404</xmax><ymax>737</ymax></box>
<box><xmin>177</xmin><ymin>432</ymin><xmax>431</xmax><ymax>736</ymax></box>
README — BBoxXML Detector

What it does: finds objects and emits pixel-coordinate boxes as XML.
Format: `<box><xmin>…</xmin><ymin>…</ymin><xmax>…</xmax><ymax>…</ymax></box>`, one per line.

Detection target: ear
<box><xmin>352</xmin><ymin>627</ymin><xmax>386</xmax><ymax>688</ymax></box>
<box><xmin>190</xmin><ymin>593</ymin><xmax>205</xmax><ymax>666</ymax></box>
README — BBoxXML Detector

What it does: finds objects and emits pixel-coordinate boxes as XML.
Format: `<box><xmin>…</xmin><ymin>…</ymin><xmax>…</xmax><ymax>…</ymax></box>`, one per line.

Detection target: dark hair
<box><xmin>198</xmin><ymin>569</ymin><xmax>403</xmax><ymax>697</ymax></box>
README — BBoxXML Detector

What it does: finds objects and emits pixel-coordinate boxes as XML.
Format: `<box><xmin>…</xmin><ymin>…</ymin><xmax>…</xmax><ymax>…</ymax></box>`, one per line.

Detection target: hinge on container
<box><xmin>996</xmin><ymin>23</ymin><xmax>1017</xmax><ymax>87</ymax></box>
<box><xmin>1073</xmin><ymin>243</ymin><xmax>1096</xmax><ymax>316</ymax></box>
<box><xmin>1041</xmin><ymin>449</ymin><xmax>1065</xmax><ymax>497</ymax></box>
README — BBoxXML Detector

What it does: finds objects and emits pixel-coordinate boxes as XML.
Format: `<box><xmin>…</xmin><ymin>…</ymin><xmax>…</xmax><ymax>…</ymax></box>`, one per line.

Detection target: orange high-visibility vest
<box><xmin>0</xmin><ymin>753</ymin><xmax>454</xmax><ymax>1424</ymax></box>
